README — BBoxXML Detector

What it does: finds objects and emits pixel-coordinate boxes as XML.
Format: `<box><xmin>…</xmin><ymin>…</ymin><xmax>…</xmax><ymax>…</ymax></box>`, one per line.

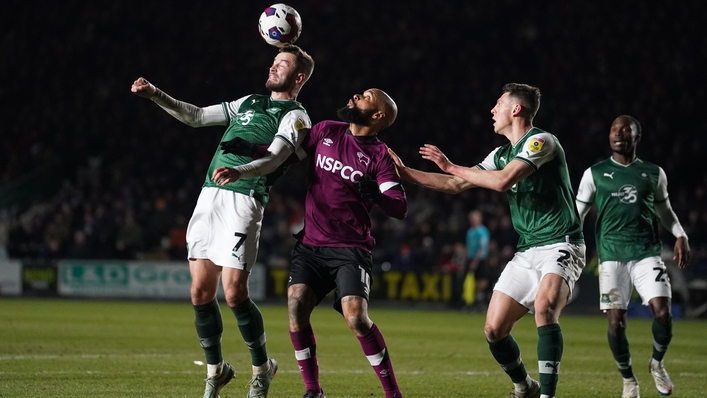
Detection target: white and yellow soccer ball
<box><xmin>258</xmin><ymin>3</ymin><xmax>302</xmax><ymax>47</ymax></box>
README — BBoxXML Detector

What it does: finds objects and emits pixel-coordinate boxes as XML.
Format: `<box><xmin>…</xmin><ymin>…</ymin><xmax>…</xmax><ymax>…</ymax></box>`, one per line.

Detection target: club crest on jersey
<box><xmin>357</xmin><ymin>152</ymin><xmax>370</xmax><ymax>166</ymax></box>
<box><xmin>528</xmin><ymin>137</ymin><xmax>545</xmax><ymax>153</ymax></box>
<box><xmin>236</xmin><ymin>110</ymin><xmax>255</xmax><ymax>126</ymax></box>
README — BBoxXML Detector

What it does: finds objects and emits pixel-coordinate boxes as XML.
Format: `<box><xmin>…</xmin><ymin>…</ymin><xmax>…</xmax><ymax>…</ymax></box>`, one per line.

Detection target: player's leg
<box><xmin>221</xmin><ymin>268</ymin><xmax>277</xmax><ymax>398</ymax></box>
<box><xmin>485</xmin><ymin>291</ymin><xmax>538</xmax><ymax>398</ymax></box>
<box><xmin>209</xmin><ymin>190</ymin><xmax>275</xmax><ymax>397</ymax></box>
<box><xmin>288</xmin><ymin>282</ymin><xmax>323</xmax><ymax>396</ymax></box>
<box><xmin>633</xmin><ymin>257</ymin><xmax>674</xmax><ymax>395</ymax></box>
<box><xmin>487</xmin><ymin>251</ymin><xmax>539</xmax><ymax>397</ymax></box>
<box><xmin>534</xmin><ymin>273</ymin><xmax>570</xmax><ymax>398</ymax></box>
<box><xmin>599</xmin><ymin>260</ymin><xmax>639</xmax><ymax>397</ymax></box>
<box><xmin>340</xmin><ymin>296</ymin><xmax>402</xmax><ymax>398</ymax></box>
<box><xmin>190</xmin><ymin>258</ymin><xmax>235</xmax><ymax>397</ymax></box>
<box><xmin>186</xmin><ymin>188</ymin><xmax>236</xmax><ymax>397</ymax></box>
<box><xmin>221</xmin><ymin>268</ymin><xmax>272</xmax><ymax>366</ymax></box>
<box><xmin>333</xmin><ymin>247</ymin><xmax>402</xmax><ymax>398</ymax></box>
<box><xmin>532</xmin><ymin>242</ymin><xmax>585</xmax><ymax>398</ymax></box>
<box><xmin>288</xmin><ymin>242</ymin><xmax>335</xmax><ymax>397</ymax></box>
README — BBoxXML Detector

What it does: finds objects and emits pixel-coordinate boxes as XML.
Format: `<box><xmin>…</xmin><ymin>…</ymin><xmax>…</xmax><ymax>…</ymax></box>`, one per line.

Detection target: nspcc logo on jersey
<box><xmin>612</xmin><ymin>185</ymin><xmax>638</xmax><ymax>203</ymax></box>
<box><xmin>316</xmin><ymin>154</ymin><xmax>364</xmax><ymax>181</ymax></box>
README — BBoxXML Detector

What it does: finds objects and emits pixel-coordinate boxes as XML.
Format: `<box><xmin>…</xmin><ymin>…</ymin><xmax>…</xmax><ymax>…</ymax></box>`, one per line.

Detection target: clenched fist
<box><xmin>131</xmin><ymin>77</ymin><xmax>157</xmax><ymax>98</ymax></box>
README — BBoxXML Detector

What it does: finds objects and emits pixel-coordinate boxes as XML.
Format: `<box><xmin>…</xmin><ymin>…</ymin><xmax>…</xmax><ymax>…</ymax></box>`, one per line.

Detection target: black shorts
<box><xmin>473</xmin><ymin>259</ymin><xmax>491</xmax><ymax>280</ymax></box>
<box><xmin>289</xmin><ymin>241</ymin><xmax>372</xmax><ymax>313</ymax></box>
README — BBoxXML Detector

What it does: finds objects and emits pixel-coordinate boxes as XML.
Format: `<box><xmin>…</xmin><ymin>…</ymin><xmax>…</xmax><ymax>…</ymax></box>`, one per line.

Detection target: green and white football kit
<box><xmin>185</xmin><ymin>94</ymin><xmax>311</xmax><ymax>270</ymax></box>
<box><xmin>478</xmin><ymin>128</ymin><xmax>585</xmax><ymax>311</ymax></box>
<box><xmin>576</xmin><ymin>158</ymin><xmax>686</xmax><ymax>309</ymax></box>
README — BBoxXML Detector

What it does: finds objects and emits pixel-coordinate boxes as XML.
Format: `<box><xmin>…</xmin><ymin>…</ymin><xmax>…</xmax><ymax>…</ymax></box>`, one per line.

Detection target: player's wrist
<box><xmin>149</xmin><ymin>87</ymin><xmax>164</xmax><ymax>101</ymax></box>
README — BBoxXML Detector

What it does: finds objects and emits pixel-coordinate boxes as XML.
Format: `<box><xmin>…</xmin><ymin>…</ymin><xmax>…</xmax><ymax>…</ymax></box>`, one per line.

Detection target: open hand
<box><xmin>674</xmin><ymin>236</ymin><xmax>692</xmax><ymax>268</ymax></box>
<box><xmin>419</xmin><ymin>144</ymin><xmax>453</xmax><ymax>173</ymax></box>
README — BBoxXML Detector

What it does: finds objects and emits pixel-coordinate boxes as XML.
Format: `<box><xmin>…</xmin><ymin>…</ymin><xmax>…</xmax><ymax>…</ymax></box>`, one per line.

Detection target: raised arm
<box><xmin>387</xmin><ymin>148</ymin><xmax>475</xmax><ymax>194</ymax></box>
<box><xmin>419</xmin><ymin>144</ymin><xmax>534</xmax><ymax>192</ymax></box>
<box><xmin>130</xmin><ymin>77</ymin><xmax>227</xmax><ymax>127</ymax></box>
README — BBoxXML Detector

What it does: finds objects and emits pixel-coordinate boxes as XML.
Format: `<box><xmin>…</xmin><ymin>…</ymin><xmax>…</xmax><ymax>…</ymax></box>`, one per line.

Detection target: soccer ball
<box><xmin>258</xmin><ymin>4</ymin><xmax>302</xmax><ymax>47</ymax></box>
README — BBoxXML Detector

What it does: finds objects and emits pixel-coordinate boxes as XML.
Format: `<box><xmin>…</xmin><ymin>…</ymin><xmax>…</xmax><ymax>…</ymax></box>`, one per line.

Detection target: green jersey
<box><xmin>477</xmin><ymin>127</ymin><xmax>584</xmax><ymax>251</ymax></box>
<box><xmin>203</xmin><ymin>94</ymin><xmax>311</xmax><ymax>205</ymax></box>
<box><xmin>576</xmin><ymin>158</ymin><xmax>667</xmax><ymax>262</ymax></box>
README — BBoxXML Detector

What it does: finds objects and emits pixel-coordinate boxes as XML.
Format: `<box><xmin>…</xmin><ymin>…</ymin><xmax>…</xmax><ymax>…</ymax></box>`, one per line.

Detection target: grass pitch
<box><xmin>1</xmin><ymin>298</ymin><xmax>705</xmax><ymax>397</ymax></box>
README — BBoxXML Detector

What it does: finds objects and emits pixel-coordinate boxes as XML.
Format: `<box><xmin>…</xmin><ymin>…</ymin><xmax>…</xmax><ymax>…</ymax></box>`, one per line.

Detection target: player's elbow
<box><xmin>495</xmin><ymin>176</ymin><xmax>518</xmax><ymax>192</ymax></box>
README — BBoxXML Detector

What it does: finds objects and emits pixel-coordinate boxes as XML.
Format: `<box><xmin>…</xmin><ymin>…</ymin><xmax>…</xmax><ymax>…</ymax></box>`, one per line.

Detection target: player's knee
<box><xmin>224</xmin><ymin>289</ymin><xmax>249</xmax><ymax>308</ymax></box>
<box><xmin>607</xmin><ymin>317</ymin><xmax>627</xmax><ymax>336</ymax></box>
<box><xmin>534</xmin><ymin>304</ymin><xmax>562</xmax><ymax>326</ymax></box>
<box><xmin>654</xmin><ymin>308</ymin><xmax>672</xmax><ymax>325</ymax></box>
<box><xmin>484</xmin><ymin>323</ymin><xmax>507</xmax><ymax>342</ymax></box>
<box><xmin>344</xmin><ymin>313</ymin><xmax>370</xmax><ymax>334</ymax></box>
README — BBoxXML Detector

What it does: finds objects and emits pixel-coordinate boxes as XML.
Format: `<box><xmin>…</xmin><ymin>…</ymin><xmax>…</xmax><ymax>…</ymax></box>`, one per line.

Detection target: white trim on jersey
<box><xmin>232</xmin><ymin>108</ymin><xmax>311</xmax><ymax>179</ymax></box>
<box><xmin>379</xmin><ymin>181</ymin><xmax>400</xmax><ymax>193</ymax></box>
<box><xmin>478</xmin><ymin>146</ymin><xmax>502</xmax><ymax>170</ymax></box>
<box><xmin>514</xmin><ymin>132</ymin><xmax>558</xmax><ymax>169</ymax></box>
<box><xmin>575</xmin><ymin>167</ymin><xmax>596</xmax><ymax>224</ymax></box>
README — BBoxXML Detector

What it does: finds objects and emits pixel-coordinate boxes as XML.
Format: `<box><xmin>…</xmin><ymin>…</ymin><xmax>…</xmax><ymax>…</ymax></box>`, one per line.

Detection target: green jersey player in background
<box><xmin>575</xmin><ymin>115</ymin><xmax>691</xmax><ymax>398</ymax></box>
<box><xmin>130</xmin><ymin>44</ymin><xmax>314</xmax><ymax>398</ymax></box>
<box><xmin>389</xmin><ymin>83</ymin><xmax>585</xmax><ymax>398</ymax></box>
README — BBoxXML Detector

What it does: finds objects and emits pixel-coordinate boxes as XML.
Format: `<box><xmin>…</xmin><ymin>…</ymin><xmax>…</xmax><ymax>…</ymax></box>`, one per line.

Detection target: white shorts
<box><xmin>186</xmin><ymin>187</ymin><xmax>264</xmax><ymax>271</ymax></box>
<box><xmin>599</xmin><ymin>256</ymin><xmax>671</xmax><ymax>310</ymax></box>
<box><xmin>494</xmin><ymin>242</ymin><xmax>586</xmax><ymax>312</ymax></box>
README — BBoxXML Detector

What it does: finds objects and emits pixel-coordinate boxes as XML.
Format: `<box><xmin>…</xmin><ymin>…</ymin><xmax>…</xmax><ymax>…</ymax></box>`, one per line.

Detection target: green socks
<box><xmin>538</xmin><ymin>323</ymin><xmax>563</xmax><ymax>397</ymax></box>
<box><xmin>608</xmin><ymin>328</ymin><xmax>634</xmax><ymax>378</ymax></box>
<box><xmin>193</xmin><ymin>299</ymin><xmax>224</xmax><ymax>365</ymax></box>
<box><xmin>231</xmin><ymin>298</ymin><xmax>268</xmax><ymax>366</ymax></box>
<box><xmin>651</xmin><ymin>318</ymin><xmax>673</xmax><ymax>362</ymax></box>
<box><xmin>488</xmin><ymin>335</ymin><xmax>528</xmax><ymax>383</ymax></box>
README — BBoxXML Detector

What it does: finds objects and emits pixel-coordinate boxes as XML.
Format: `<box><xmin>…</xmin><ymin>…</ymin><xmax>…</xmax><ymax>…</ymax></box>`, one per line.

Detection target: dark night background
<box><xmin>2</xmin><ymin>1</ymin><xmax>706</xmax><ymax>286</ymax></box>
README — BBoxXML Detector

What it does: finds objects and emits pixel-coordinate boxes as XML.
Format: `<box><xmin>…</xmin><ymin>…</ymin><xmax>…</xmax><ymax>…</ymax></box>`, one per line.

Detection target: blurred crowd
<box><xmin>1</xmin><ymin>1</ymin><xmax>706</xmax><ymax>282</ymax></box>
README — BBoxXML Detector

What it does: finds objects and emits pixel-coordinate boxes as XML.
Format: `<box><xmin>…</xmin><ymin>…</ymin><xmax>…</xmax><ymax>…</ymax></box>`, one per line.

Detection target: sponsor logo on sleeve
<box><xmin>295</xmin><ymin>118</ymin><xmax>306</xmax><ymax>131</ymax></box>
<box><xmin>528</xmin><ymin>137</ymin><xmax>545</xmax><ymax>153</ymax></box>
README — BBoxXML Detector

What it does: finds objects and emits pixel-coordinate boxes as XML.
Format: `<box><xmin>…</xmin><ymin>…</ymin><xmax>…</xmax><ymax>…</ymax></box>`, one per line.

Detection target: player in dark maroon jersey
<box><xmin>214</xmin><ymin>88</ymin><xmax>406</xmax><ymax>398</ymax></box>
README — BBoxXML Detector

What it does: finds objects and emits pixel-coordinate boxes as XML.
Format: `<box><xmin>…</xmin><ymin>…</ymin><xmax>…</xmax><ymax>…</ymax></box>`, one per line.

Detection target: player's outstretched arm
<box><xmin>130</xmin><ymin>77</ymin><xmax>226</xmax><ymax>127</ymax></box>
<box><xmin>419</xmin><ymin>144</ymin><xmax>533</xmax><ymax>192</ymax></box>
<box><xmin>387</xmin><ymin>148</ymin><xmax>473</xmax><ymax>194</ymax></box>
<box><xmin>212</xmin><ymin>135</ymin><xmax>307</xmax><ymax>185</ymax></box>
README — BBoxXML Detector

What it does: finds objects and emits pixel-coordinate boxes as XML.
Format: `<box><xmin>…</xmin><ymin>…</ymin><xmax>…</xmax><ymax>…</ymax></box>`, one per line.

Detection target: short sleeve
<box><xmin>655</xmin><ymin>166</ymin><xmax>669</xmax><ymax>202</ymax></box>
<box><xmin>477</xmin><ymin>147</ymin><xmax>501</xmax><ymax>170</ymax></box>
<box><xmin>575</xmin><ymin>167</ymin><xmax>596</xmax><ymax>204</ymax></box>
<box><xmin>274</xmin><ymin>109</ymin><xmax>312</xmax><ymax>153</ymax></box>
<box><xmin>515</xmin><ymin>132</ymin><xmax>557</xmax><ymax>170</ymax></box>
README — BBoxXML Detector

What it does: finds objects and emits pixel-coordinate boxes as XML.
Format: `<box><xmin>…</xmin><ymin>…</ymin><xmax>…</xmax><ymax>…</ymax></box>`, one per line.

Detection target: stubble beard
<box><xmin>266</xmin><ymin>73</ymin><xmax>296</xmax><ymax>93</ymax></box>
